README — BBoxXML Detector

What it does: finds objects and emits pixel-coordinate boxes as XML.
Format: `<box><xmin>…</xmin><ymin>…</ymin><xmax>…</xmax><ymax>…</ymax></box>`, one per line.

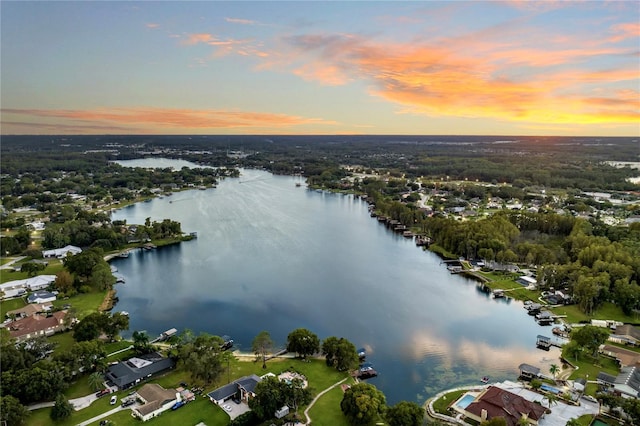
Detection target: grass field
<box><xmin>52</xmin><ymin>290</ymin><xmax>109</xmax><ymax>319</ymax></box>
<box><xmin>430</xmin><ymin>389</ymin><xmax>467</xmax><ymax>416</ymax></box>
<box><xmin>0</xmin><ymin>296</ymin><xmax>27</xmax><ymax>315</ymax></box>
<box><xmin>307</xmin><ymin>385</ymin><xmax>351</xmax><ymax>426</ymax></box>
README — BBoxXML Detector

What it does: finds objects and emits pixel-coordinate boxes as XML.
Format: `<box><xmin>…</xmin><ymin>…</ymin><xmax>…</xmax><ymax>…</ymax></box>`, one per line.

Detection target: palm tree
<box><xmin>549</xmin><ymin>363</ymin><xmax>560</xmax><ymax>379</ymax></box>
<box><xmin>88</xmin><ymin>371</ymin><xmax>104</xmax><ymax>391</ymax></box>
<box><xmin>517</xmin><ymin>414</ymin><xmax>529</xmax><ymax>426</ymax></box>
<box><xmin>543</xmin><ymin>392</ymin><xmax>558</xmax><ymax>409</ymax></box>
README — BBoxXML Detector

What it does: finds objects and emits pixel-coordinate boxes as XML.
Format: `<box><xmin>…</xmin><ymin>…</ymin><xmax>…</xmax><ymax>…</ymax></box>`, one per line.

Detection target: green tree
<box><xmin>284</xmin><ymin>377</ymin><xmax>312</xmax><ymax>419</ymax></box>
<box><xmin>50</xmin><ymin>393</ymin><xmax>73</xmax><ymax>421</ymax></box>
<box><xmin>252</xmin><ymin>331</ymin><xmax>274</xmax><ymax>369</ymax></box>
<box><xmin>54</xmin><ymin>269</ymin><xmax>75</xmax><ymax>294</ymax></box>
<box><xmin>322</xmin><ymin>336</ymin><xmax>359</xmax><ymax>372</ymax></box>
<box><xmin>88</xmin><ymin>371</ymin><xmax>104</xmax><ymax>391</ymax></box>
<box><xmin>132</xmin><ymin>330</ymin><xmax>152</xmax><ymax>354</ymax></box>
<box><xmin>286</xmin><ymin>328</ymin><xmax>320</xmax><ymax>359</ymax></box>
<box><xmin>549</xmin><ymin>364</ymin><xmax>560</xmax><ymax>379</ymax></box>
<box><xmin>103</xmin><ymin>312</ymin><xmax>129</xmax><ymax>342</ymax></box>
<box><xmin>0</xmin><ymin>395</ymin><xmax>30</xmax><ymax>426</ymax></box>
<box><xmin>572</xmin><ymin>325</ymin><xmax>610</xmax><ymax>358</ymax></box>
<box><xmin>385</xmin><ymin>401</ymin><xmax>424</xmax><ymax>426</ymax></box>
<box><xmin>177</xmin><ymin>333</ymin><xmax>225</xmax><ymax>384</ymax></box>
<box><xmin>248</xmin><ymin>375</ymin><xmax>285</xmax><ymax>420</ymax></box>
<box><xmin>340</xmin><ymin>382</ymin><xmax>386</xmax><ymax>425</ymax></box>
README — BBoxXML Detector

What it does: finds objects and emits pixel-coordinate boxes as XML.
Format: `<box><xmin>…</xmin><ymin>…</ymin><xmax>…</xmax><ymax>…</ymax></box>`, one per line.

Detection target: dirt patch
<box><xmin>99</xmin><ymin>289</ymin><xmax>117</xmax><ymax>312</ymax></box>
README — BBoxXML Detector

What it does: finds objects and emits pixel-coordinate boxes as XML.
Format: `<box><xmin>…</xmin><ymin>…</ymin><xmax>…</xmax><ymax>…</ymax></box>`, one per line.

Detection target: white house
<box><xmin>43</xmin><ymin>245</ymin><xmax>82</xmax><ymax>259</ymax></box>
<box><xmin>132</xmin><ymin>384</ymin><xmax>179</xmax><ymax>422</ymax></box>
<box><xmin>0</xmin><ymin>275</ymin><xmax>56</xmax><ymax>299</ymax></box>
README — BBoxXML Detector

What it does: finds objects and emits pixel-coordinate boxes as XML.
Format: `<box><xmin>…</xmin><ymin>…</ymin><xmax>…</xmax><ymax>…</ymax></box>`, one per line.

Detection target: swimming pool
<box><xmin>540</xmin><ymin>384</ymin><xmax>561</xmax><ymax>394</ymax></box>
<box><xmin>455</xmin><ymin>393</ymin><xmax>476</xmax><ymax>410</ymax></box>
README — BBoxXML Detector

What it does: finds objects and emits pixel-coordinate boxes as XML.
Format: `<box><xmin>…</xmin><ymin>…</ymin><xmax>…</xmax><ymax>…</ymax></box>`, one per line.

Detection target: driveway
<box><xmin>221</xmin><ymin>400</ymin><xmax>250</xmax><ymax>420</ymax></box>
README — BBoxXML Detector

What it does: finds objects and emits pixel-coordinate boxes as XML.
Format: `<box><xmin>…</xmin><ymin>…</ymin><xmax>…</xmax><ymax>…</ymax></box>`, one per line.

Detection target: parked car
<box><xmin>171</xmin><ymin>401</ymin><xmax>185</xmax><ymax>410</ymax></box>
<box><xmin>121</xmin><ymin>399</ymin><xmax>135</xmax><ymax>407</ymax></box>
<box><xmin>110</xmin><ymin>395</ymin><xmax>118</xmax><ymax>405</ymax></box>
<box><xmin>95</xmin><ymin>389</ymin><xmax>110</xmax><ymax>398</ymax></box>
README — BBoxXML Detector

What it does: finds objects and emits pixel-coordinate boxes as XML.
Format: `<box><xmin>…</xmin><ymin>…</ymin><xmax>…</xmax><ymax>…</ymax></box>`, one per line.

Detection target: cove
<box><xmin>110</xmin><ymin>160</ymin><xmax>560</xmax><ymax>404</ymax></box>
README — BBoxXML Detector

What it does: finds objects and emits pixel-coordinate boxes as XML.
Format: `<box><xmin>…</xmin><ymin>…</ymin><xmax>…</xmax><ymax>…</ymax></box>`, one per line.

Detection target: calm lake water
<box><xmin>111</xmin><ymin>159</ymin><xmax>560</xmax><ymax>404</ymax></box>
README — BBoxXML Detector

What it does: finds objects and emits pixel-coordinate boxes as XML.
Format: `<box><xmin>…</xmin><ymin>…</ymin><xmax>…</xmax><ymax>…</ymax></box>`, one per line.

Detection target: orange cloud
<box><xmin>2</xmin><ymin>107</ymin><xmax>337</xmax><ymax>131</ymax></box>
<box><xmin>280</xmin><ymin>32</ymin><xmax>640</xmax><ymax>127</ymax></box>
<box><xmin>610</xmin><ymin>22</ymin><xmax>640</xmax><ymax>42</ymax></box>
<box><xmin>145</xmin><ymin>23</ymin><xmax>160</xmax><ymax>29</ymax></box>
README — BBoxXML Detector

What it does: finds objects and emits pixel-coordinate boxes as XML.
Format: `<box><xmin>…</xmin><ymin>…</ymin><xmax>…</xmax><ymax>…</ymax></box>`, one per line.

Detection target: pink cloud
<box><xmin>1</xmin><ymin>107</ymin><xmax>337</xmax><ymax>131</ymax></box>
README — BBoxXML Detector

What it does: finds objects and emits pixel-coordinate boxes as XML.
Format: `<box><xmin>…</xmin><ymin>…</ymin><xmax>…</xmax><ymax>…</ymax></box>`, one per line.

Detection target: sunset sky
<box><xmin>1</xmin><ymin>1</ymin><xmax>639</xmax><ymax>136</ymax></box>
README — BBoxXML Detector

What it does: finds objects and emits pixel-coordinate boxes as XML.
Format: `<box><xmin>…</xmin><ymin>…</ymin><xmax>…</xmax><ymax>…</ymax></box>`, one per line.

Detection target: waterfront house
<box><xmin>5</xmin><ymin>302</ymin><xmax>52</xmax><ymax>319</ymax></box>
<box><xmin>43</xmin><ymin>245</ymin><xmax>82</xmax><ymax>259</ymax></box>
<box><xmin>207</xmin><ymin>374</ymin><xmax>262</xmax><ymax>405</ymax></box>
<box><xmin>6</xmin><ymin>311</ymin><xmax>67</xmax><ymax>342</ymax></box>
<box><xmin>132</xmin><ymin>383</ymin><xmax>179</xmax><ymax>422</ymax></box>
<box><xmin>105</xmin><ymin>352</ymin><xmax>175</xmax><ymax>389</ymax></box>
<box><xmin>462</xmin><ymin>386</ymin><xmax>547</xmax><ymax>426</ymax></box>
<box><xmin>516</xmin><ymin>276</ymin><xmax>537</xmax><ymax>287</ymax></box>
<box><xmin>27</xmin><ymin>290</ymin><xmax>57</xmax><ymax>304</ymax></box>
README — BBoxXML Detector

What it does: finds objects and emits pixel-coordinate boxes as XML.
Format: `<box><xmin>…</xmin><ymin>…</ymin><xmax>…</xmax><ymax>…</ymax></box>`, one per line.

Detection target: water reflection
<box><xmin>111</xmin><ymin>164</ymin><xmax>560</xmax><ymax>404</ymax></box>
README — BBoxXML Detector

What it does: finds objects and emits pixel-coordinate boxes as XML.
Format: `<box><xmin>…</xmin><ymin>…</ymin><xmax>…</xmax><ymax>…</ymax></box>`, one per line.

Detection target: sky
<box><xmin>1</xmin><ymin>1</ymin><xmax>639</xmax><ymax>136</ymax></box>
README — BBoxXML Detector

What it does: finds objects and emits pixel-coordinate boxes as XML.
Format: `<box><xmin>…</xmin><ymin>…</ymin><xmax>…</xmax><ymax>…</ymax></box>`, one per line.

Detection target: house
<box><xmin>43</xmin><ymin>245</ymin><xmax>82</xmax><ymax>259</ymax></box>
<box><xmin>105</xmin><ymin>352</ymin><xmax>175</xmax><ymax>389</ymax></box>
<box><xmin>463</xmin><ymin>386</ymin><xmax>548</xmax><ymax>426</ymax></box>
<box><xmin>27</xmin><ymin>290</ymin><xmax>57</xmax><ymax>304</ymax></box>
<box><xmin>0</xmin><ymin>275</ymin><xmax>56</xmax><ymax>299</ymax></box>
<box><xmin>132</xmin><ymin>383</ymin><xmax>179</xmax><ymax>422</ymax></box>
<box><xmin>516</xmin><ymin>276</ymin><xmax>537</xmax><ymax>287</ymax></box>
<box><xmin>6</xmin><ymin>311</ymin><xmax>67</xmax><ymax>342</ymax></box>
<box><xmin>600</xmin><ymin>344</ymin><xmax>640</xmax><ymax>367</ymax></box>
<box><xmin>207</xmin><ymin>374</ymin><xmax>262</xmax><ymax>405</ymax></box>
<box><xmin>611</xmin><ymin>325</ymin><xmax>640</xmax><ymax>347</ymax></box>
<box><xmin>596</xmin><ymin>365</ymin><xmax>640</xmax><ymax>399</ymax></box>
<box><xmin>5</xmin><ymin>302</ymin><xmax>52</xmax><ymax>319</ymax></box>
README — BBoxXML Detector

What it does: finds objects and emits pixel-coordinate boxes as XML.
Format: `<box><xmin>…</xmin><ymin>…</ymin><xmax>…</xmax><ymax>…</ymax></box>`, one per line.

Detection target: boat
<box><xmin>357</xmin><ymin>348</ymin><xmax>366</xmax><ymax>360</ymax></box>
<box><xmin>221</xmin><ymin>335</ymin><xmax>234</xmax><ymax>351</ymax></box>
<box><xmin>481</xmin><ymin>376</ymin><xmax>490</xmax><ymax>384</ymax></box>
<box><xmin>295</xmin><ymin>182</ymin><xmax>301</xmax><ymax>187</ymax></box>
<box><xmin>117</xmin><ymin>251</ymin><xmax>129</xmax><ymax>258</ymax></box>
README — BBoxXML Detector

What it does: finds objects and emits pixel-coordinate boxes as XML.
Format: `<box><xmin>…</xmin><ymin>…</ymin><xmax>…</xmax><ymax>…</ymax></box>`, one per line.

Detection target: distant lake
<box><xmin>110</xmin><ymin>159</ymin><xmax>560</xmax><ymax>404</ymax></box>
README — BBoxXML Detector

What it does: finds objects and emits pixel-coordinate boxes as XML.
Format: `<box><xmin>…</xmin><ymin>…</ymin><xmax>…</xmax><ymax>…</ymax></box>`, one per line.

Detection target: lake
<box><xmin>110</xmin><ymin>159</ymin><xmax>560</xmax><ymax>404</ymax></box>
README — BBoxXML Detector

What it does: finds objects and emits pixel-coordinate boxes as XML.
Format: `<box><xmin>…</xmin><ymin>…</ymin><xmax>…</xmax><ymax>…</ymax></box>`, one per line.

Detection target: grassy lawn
<box><xmin>105</xmin><ymin>340</ymin><xmax>135</xmax><ymax>355</ymax></box>
<box><xmin>567</xmin><ymin>354</ymin><xmax>619</xmax><ymax>384</ymax></box>
<box><xmin>52</xmin><ymin>290</ymin><xmax>109</xmax><ymax>319</ymax></box>
<box><xmin>307</xmin><ymin>386</ymin><xmax>351</xmax><ymax>426</ymax></box>
<box><xmin>550</xmin><ymin>302</ymin><xmax>638</xmax><ymax>324</ymax></box>
<box><xmin>1</xmin><ymin>296</ymin><xmax>26</xmax><ymax>315</ymax></box>
<box><xmin>48</xmin><ymin>331</ymin><xmax>77</xmax><ymax>352</ymax></box>
<box><xmin>431</xmin><ymin>389</ymin><xmax>467</xmax><ymax>415</ymax></box>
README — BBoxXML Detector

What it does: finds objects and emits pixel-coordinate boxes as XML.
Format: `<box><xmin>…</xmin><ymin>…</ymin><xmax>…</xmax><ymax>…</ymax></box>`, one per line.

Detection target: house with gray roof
<box><xmin>597</xmin><ymin>365</ymin><xmax>640</xmax><ymax>399</ymax></box>
<box><xmin>105</xmin><ymin>352</ymin><xmax>175</xmax><ymax>390</ymax></box>
<box><xmin>207</xmin><ymin>374</ymin><xmax>262</xmax><ymax>405</ymax></box>
<box><xmin>612</xmin><ymin>324</ymin><xmax>640</xmax><ymax>347</ymax></box>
